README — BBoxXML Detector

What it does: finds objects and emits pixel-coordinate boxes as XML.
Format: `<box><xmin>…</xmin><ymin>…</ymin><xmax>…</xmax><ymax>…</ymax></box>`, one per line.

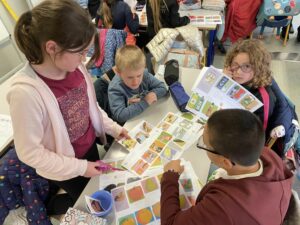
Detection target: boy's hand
<box><xmin>116</xmin><ymin>127</ymin><xmax>130</xmax><ymax>140</ymax></box>
<box><xmin>84</xmin><ymin>161</ymin><xmax>103</xmax><ymax>177</ymax></box>
<box><xmin>223</xmin><ymin>67</ymin><xmax>233</xmax><ymax>78</ymax></box>
<box><xmin>128</xmin><ymin>97</ymin><xmax>141</xmax><ymax>104</ymax></box>
<box><xmin>164</xmin><ymin>160</ymin><xmax>184</xmax><ymax>175</ymax></box>
<box><xmin>144</xmin><ymin>92</ymin><xmax>157</xmax><ymax>105</ymax></box>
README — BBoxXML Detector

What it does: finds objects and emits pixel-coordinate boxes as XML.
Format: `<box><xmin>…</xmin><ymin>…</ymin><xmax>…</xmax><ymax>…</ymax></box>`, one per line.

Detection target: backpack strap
<box><xmin>258</xmin><ymin>87</ymin><xmax>269</xmax><ymax>131</ymax></box>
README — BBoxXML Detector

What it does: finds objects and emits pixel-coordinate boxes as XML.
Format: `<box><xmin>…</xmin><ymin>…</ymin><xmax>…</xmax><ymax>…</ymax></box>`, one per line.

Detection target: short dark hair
<box><xmin>207</xmin><ymin>109</ymin><xmax>265</xmax><ymax>166</ymax></box>
<box><xmin>14</xmin><ymin>0</ymin><xmax>96</xmax><ymax>64</ymax></box>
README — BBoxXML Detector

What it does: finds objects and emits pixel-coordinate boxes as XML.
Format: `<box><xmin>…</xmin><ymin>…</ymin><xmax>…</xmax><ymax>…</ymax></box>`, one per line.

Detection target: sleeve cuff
<box><xmin>162</xmin><ymin>170</ymin><xmax>180</xmax><ymax>183</ymax></box>
<box><xmin>140</xmin><ymin>99</ymin><xmax>149</xmax><ymax>109</ymax></box>
<box><xmin>78</xmin><ymin>159</ymin><xmax>88</xmax><ymax>177</ymax></box>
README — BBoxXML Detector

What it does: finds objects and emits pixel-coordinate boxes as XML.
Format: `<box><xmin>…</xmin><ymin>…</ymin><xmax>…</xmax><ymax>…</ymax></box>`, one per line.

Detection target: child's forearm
<box><xmin>112</xmin><ymin>101</ymin><xmax>149</xmax><ymax>123</ymax></box>
<box><xmin>153</xmin><ymin>86</ymin><xmax>168</xmax><ymax>99</ymax></box>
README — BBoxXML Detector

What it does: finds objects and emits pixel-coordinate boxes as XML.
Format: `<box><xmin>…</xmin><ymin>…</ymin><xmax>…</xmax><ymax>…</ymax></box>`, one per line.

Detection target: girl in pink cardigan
<box><xmin>7</xmin><ymin>0</ymin><xmax>128</xmax><ymax>214</ymax></box>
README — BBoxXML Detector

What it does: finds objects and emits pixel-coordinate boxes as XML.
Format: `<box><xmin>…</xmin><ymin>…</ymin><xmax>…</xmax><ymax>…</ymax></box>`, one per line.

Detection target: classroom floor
<box><xmin>213</xmin><ymin>16</ymin><xmax>300</xmax><ymax>197</ymax></box>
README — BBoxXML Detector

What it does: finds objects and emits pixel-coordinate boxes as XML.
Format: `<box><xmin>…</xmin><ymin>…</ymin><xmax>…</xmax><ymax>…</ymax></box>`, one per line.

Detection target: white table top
<box><xmin>73</xmin><ymin>67</ymin><xmax>211</xmax><ymax>224</ymax></box>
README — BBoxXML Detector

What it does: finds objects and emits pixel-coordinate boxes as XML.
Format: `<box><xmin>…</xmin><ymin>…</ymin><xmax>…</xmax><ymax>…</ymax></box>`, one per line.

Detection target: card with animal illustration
<box><xmin>186</xmin><ymin>66</ymin><xmax>263</xmax><ymax>120</ymax></box>
<box><xmin>118</xmin><ymin>121</ymin><xmax>153</xmax><ymax>151</ymax></box>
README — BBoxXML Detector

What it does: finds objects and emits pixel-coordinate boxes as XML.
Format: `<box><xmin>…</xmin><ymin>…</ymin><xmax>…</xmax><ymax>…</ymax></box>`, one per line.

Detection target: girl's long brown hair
<box><xmin>149</xmin><ymin>0</ymin><xmax>162</xmax><ymax>34</ymax></box>
<box><xmin>14</xmin><ymin>0</ymin><xmax>96</xmax><ymax>64</ymax></box>
<box><xmin>98</xmin><ymin>0</ymin><xmax>115</xmax><ymax>28</ymax></box>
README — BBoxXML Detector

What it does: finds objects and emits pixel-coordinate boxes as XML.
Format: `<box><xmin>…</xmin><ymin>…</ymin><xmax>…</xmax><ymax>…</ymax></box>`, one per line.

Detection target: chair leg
<box><xmin>275</xmin><ymin>27</ymin><xmax>280</xmax><ymax>40</ymax></box>
<box><xmin>283</xmin><ymin>24</ymin><xmax>291</xmax><ymax>46</ymax></box>
<box><xmin>258</xmin><ymin>26</ymin><xmax>265</xmax><ymax>39</ymax></box>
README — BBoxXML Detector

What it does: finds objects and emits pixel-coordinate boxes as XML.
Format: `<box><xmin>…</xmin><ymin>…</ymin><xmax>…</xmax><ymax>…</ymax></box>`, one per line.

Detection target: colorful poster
<box><xmin>112</xmin><ymin>160</ymin><xmax>202</xmax><ymax>225</ymax></box>
<box><xmin>121</xmin><ymin>112</ymin><xmax>203</xmax><ymax>177</ymax></box>
<box><xmin>186</xmin><ymin>67</ymin><xmax>263</xmax><ymax>120</ymax></box>
<box><xmin>99</xmin><ymin>158</ymin><xmax>162</xmax><ymax>190</ymax></box>
<box><xmin>189</xmin><ymin>15</ymin><xmax>222</xmax><ymax>26</ymax></box>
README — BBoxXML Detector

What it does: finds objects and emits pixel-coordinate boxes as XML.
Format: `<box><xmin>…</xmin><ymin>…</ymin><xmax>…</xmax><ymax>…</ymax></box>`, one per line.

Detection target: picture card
<box><xmin>85</xmin><ymin>195</ymin><xmax>105</xmax><ymax>214</ymax></box>
<box><xmin>118</xmin><ymin>121</ymin><xmax>154</xmax><ymax>152</ymax></box>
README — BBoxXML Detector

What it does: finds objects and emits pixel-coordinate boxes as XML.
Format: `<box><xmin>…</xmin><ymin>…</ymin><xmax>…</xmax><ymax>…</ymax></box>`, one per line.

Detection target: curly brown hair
<box><xmin>224</xmin><ymin>39</ymin><xmax>272</xmax><ymax>88</ymax></box>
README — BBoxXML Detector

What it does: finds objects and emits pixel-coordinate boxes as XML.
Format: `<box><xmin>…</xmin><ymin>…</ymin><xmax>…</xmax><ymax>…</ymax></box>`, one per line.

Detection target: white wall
<box><xmin>0</xmin><ymin>0</ymin><xmax>30</xmax><ymax>83</ymax></box>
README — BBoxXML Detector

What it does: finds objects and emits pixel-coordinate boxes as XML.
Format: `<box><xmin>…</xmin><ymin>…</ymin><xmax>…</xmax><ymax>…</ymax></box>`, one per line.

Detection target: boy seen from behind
<box><xmin>108</xmin><ymin>45</ymin><xmax>167</xmax><ymax>124</ymax></box>
<box><xmin>161</xmin><ymin>109</ymin><xmax>293</xmax><ymax>225</ymax></box>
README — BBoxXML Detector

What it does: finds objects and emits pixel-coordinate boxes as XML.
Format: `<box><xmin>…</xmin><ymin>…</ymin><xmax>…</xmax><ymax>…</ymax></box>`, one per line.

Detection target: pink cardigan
<box><xmin>7</xmin><ymin>63</ymin><xmax>122</xmax><ymax>181</ymax></box>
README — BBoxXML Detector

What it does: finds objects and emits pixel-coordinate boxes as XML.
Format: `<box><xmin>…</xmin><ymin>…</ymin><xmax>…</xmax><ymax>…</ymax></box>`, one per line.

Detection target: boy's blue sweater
<box><xmin>108</xmin><ymin>69</ymin><xmax>167</xmax><ymax>123</ymax></box>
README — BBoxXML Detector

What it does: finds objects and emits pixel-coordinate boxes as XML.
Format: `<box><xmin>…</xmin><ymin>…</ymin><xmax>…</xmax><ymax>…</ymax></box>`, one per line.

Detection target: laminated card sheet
<box><xmin>186</xmin><ymin>66</ymin><xmax>263</xmax><ymax>122</ymax></box>
<box><xmin>112</xmin><ymin>160</ymin><xmax>202</xmax><ymax>225</ymax></box>
<box><xmin>119</xmin><ymin>113</ymin><xmax>202</xmax><ymax>177</ymax></box>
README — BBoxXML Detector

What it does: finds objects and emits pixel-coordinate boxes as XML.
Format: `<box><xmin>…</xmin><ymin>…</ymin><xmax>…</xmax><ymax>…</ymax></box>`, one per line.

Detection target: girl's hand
<box><xmin>164</xmin><ymin>159</ymin><xmax>184</xmax><ymax>175</ymax></box>
<box><xmin>84</xmin><ymin>161</ymin><xmax>103</xmax><ymax>177</ymax></box>
<box><xmin>116</xmin><ymin>128</ymin><xmax>130</xmax><ymax>140</ymax></box>
<box><xmin>223</xmin><ymin>67</ymin><xmax>233</xmax><ymax>78</ymax></box>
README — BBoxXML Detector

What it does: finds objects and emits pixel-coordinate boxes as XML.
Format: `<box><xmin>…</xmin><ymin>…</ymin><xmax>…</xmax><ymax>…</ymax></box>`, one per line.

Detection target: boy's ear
<box><xmin>115</xmin><ymin>66</ymin><xmax>122</xmax><ymax>75</ymax></box>
<box><xmin>221</xmin><ymin>157</ymin><xmax>235</xmax><ymax>170</ymax></box>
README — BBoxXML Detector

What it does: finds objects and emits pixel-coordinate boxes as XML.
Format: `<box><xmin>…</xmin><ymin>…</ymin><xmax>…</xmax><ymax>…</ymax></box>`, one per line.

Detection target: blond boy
<box><xmin>108</xmin><ymin>45</ymin><xmax>167</xmax><ymax>123</ymax></box>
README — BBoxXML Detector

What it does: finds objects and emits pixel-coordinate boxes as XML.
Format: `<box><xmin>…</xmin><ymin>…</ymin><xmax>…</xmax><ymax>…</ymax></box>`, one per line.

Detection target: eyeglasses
<box><xmin>66</xmin><ymin>49</ymin><xmax>89</xmax><ymax>58</ymax></box>
<box><xmin>76</xmin><ymin>49</ymin><xmax>89</xmax><ymax>57</ymax></box>
<box><xmin>230</xmin><ymin>63</ymin><xmax>253</xmax><ymax>73</ymax></box>
<box><xmin>197</xmin><ymin>135</ymin><xmax>221</xmax><ymax>155</ymax></box>
<box><xmin>196</xmin><ymin>135</ymin><xmax>235</xmax><ymax>165</ymax></box>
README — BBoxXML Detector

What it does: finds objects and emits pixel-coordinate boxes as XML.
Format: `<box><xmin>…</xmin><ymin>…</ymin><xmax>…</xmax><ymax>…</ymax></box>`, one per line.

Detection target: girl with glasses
<box><xmin>223</xmin><ymin>39</ymin><xmax>298</xmax><ymax>158</ymax></box>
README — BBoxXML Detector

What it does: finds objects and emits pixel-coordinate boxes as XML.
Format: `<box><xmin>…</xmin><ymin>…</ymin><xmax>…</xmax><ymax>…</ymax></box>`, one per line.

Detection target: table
<box><xmin>136</xmin><ymin>6</ymin><xmax>221</xmax><ymax>66</ymax></box>
<box><xmin>74</xmin><ymin>67</ymin><xmax>211</xmax><ymax>224</ymax></box>
<box><xmin>179</xmin><ymin>9</ymin><xmax>222</xmax><ymax>66</ymax></box>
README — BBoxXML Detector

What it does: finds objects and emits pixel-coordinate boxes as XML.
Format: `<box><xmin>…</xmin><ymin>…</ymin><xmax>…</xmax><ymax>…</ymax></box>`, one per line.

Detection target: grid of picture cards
<box><xmin>186</xmin><ymin>66</ymin><xmax>263</xmax><ymax>121</ymax></box>
<box><xmin>111</xmin><ymin>160</ymin><xmax>202</xmax><ymax>225</ymax></box>
<box><xmin>118</xmin><ymin>112</ymin><xmax>203</xmax><ymax>177</ymax></box>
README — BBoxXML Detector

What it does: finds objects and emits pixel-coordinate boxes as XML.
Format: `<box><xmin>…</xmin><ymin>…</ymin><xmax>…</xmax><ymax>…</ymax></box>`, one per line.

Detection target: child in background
<box><xmin>161</xmin><ymin>109</ymin><xmax>293</xmax><ymax>225</ymax></box>
<box><xmin>223</xmin><ymin>39</ymin><xmax>298</xmax><ymax>157</ymax></box>
<box><xmin>108</xmin><ymin>45</ymin><xmax>168</xmax><ymax>124</ymax></box>
<box><xmin>146</xmin><ymin>0</ymin><xmax>190</xmax><ymax>39</ymax></box>
<box><xmin>145</xmin><ymin>0</ymin><xmax>190</xmax><ymax>72</ymax></box>
<box><xmin>95</xmin><ymin>0</ymin><xmax>139</xmax><ymax>44</ymax></box>
<box><xmin>8</xmin><ymin>0</ymin><xmax>128</xmax><ymax>214</ymax></box>
<box><xmin>87</xmin><ymin>0</ymin><xmax>101</xmax><ymax>18</ymax></box>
